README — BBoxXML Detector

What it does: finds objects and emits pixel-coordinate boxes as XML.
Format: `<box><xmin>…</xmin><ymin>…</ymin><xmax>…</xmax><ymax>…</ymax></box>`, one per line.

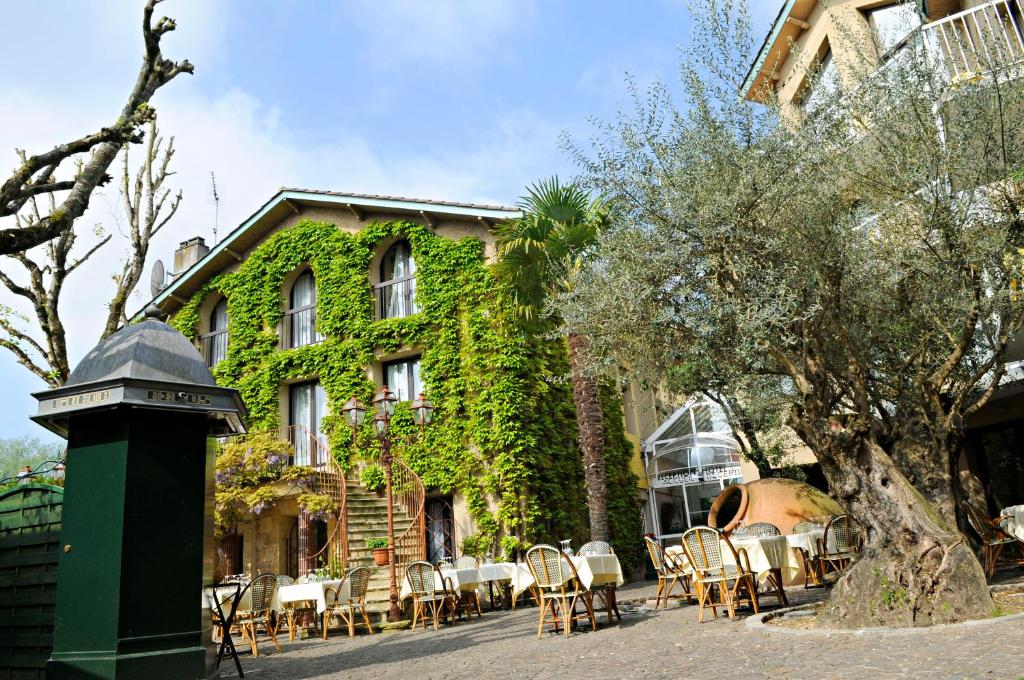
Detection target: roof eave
<box><xmin>134</xmin><ymin>189</ymin><xmax>522</xmax><ymax>318</ymax></box>
<box><xmin>741</xmin><ymin>0</ymin><xmax>799</xmax><ymax>102</ymax></box>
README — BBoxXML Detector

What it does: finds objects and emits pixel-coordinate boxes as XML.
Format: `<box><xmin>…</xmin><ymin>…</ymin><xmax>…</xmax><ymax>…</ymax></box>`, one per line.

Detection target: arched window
<box><xmin>286</xmin><ymin>270</ymin><xmax>322</xmax><ymax>348</ymax></box>
<box><xmin>376</xmin><ymin>241</ymin><xmax>417</xmax><ymax>319</ymax></box>
<box><xmin>202</xmin><ymin>297</ymin><xmax>229</xmax><ymax>367</ymax></box>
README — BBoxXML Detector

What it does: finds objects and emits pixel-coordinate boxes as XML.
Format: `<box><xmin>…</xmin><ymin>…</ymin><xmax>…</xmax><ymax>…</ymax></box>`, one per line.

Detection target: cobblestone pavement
<box><xmin>229</xmin><ymin>582</ymin><xmax>1024</xmax><ymax>680</ymax></box>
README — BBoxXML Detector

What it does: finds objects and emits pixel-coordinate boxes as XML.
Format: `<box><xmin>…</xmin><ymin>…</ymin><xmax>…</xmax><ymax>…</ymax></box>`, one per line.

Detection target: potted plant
<box><xmin>360</xmin><ymin>464</ymin><xmax>386</xmax><ymax>497</ymax></box>
<box><xmin>367</xmin><ymin>537</ymin><xmax>389</xmax><ymax>566</ymax></box>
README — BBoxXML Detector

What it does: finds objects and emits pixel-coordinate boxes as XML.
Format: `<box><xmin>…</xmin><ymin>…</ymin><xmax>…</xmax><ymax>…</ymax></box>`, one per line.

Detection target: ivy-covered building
<box><xmin>143</xmin><ymin>189</ymin><xmax>646</xmax><ymax>593</ymax></box>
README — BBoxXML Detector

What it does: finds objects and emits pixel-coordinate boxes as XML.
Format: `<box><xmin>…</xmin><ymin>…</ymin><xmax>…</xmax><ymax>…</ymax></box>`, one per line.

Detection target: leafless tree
<box><xmin>0</xmin><ymin>0</ymin><xmax>191</xmax><ymax>256</ymax></box>
<box><xmin>0</xmin><ymin>120</ymin><xmax>181</xmax><ymax>386</ymax></box>
<box><xmin>103</xmin><ymin>121</ymin><xmax>181</xmax><ymax>339</ymax></box>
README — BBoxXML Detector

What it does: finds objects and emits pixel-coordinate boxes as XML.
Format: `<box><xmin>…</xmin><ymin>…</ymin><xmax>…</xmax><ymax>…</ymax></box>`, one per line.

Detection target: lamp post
<box><xmin>342</xmin><ymin>386</ymin><xmax>433</xmax><ymax>623</ymax></box>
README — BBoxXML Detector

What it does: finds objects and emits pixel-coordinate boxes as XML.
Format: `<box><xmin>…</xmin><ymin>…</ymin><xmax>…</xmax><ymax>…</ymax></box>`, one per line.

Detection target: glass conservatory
<box><xmin>642</xmin><ymin>398</ymin><xmax>744</xmax><ymax>543</ymax></box>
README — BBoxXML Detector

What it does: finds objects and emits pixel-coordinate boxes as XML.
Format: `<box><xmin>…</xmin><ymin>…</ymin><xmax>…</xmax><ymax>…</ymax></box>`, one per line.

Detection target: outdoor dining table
<box><xmin>1000</xmin><ymin>505</ymin><xmax>1024</xmax><ymax>541</ymax></box>
<box><xmin>476</xmin><ymin>561</ymin><xmax>517</xmax><ymax>609</ymax></box>
<box><xmin>511</xmin><ymin>553</ymin><xmax>625</xmax><ymax>624</ymax></box>
<box><xmin>398</xmin><ymin>566</ymin><xmax>483</xmax><ymax>600</ymax></box>
<box><xmin>667</xmin><ymin>532</ymin><xmax>813</xmax><ymax>602</ymax></box>
<box><xmin>278</xmin><ymin>578</ymin><xmax>346</xmax><ymax>641</ymax></box>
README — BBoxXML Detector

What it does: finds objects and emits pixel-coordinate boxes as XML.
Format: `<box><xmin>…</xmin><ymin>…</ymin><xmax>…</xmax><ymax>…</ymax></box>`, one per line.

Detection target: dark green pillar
<box><xmin>32</xmin><ymin>310</ymin><xmax>245</xmax><ymax>680</ymax></box>
<box><xmin>46</xmin><ymin>408</ymin><xmax>215</xmax><ymax>678</ymax></box>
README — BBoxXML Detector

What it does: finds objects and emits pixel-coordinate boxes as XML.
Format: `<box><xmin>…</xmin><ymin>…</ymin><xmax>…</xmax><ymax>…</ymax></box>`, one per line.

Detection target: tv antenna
<box><xmin>210</xmin><ymin>171</ymin><xmax>220</xmax><ymax>243</ymax></box>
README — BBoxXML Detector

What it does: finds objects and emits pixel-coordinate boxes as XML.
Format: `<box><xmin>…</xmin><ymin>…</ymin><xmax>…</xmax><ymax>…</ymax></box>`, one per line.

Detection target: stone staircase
<box><xmin>344</xmin><ymin>479</ymin><xmax>418</xmax><ymax>623</ymax></box>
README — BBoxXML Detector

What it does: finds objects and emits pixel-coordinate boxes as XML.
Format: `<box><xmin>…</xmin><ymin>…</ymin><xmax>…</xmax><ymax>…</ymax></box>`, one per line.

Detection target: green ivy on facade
<box><xmin>171</xmin><ymin>219</ymin><xmax>642</xmax><ymax>570</ymax></box>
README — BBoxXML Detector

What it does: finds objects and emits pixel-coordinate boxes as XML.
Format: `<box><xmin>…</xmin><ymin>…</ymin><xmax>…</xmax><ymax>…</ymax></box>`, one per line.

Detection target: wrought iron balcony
<box><xmin>199</xmin><ymin>329</ymin><xmax>228</xmax><ymax>367</ymax></box>
<box><xmin>282</xmin><ymin>305</ymin><xmax>323</xmax><ymax>349</ymax></box>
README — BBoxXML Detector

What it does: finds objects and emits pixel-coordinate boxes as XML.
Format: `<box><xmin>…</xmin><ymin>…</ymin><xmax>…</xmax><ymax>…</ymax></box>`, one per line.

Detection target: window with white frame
<box><xmin>866</xmin><ymin>2</ymin><xmax>922</xmax><ymax>58</ymax></box>
<box><xmin>377</xmin><ymin>241</ymin><xmax>417</xmax><ymax>320</ymax></box>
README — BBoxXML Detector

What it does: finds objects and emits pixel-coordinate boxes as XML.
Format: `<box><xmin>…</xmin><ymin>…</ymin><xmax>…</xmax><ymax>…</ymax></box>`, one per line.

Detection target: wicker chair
<box><xmin>578</xmin><ymin>540</ymin><xmax>619</xmax><ymax>622</ymax></box>
<box><xmin>405</xmin><ymin>561</ymin><xmax>458</xmax><ymax>631</ymax></box>
<box><xmin>816</xmin><ymin>515</ymin><xmax>862</xmax><ymax>576</ymax></box>
<box><xmin>791</xmin><ymin>520</ymin><xmax>825</xmax><ymax>587</ymax></box>
<box><xmin>730</xmin><ymin>522</ymin><xmax>786</xmax><ymax>605</ymax></box>
<box><xmin>732</xmin><ymin>522</ymin><xmax>781</xmax><ymax>538</ymax></box>
<box><xmin>454</xmin><ymin>556</ymin><xmax>479</xmax><ymax>568</ymax></box>
<box><xmin>323</xmin><ymin>566</ymin><xmax>375</xmax><ymax>639</ymax></box>
<box><xmin>963</xmin><ymin>502</ymin><xmax>1024</xmax><ymax>578</ymax></box>
<box><xmin>525</xmin><ymin>544</ymin><xmax>597</xmax><ymax>639</ymax></box>
<box><xmin>235</xmin><ymin>573</ymin><xmax>282</xmax><ymax>656</ymax></box>
<box><xmin>681</xmin><ymin>527</ymin><xmax>760</xmax><ymax>623</ymax></box>
<box><xmin>578</xmin><ymin>540</ymin><xmax>613</xmax><ymax>556</ymax></box>
<box><xmin>644</xmin><ymin>536</ymin><xmax>693</xmax><ymax>608</ymax></box>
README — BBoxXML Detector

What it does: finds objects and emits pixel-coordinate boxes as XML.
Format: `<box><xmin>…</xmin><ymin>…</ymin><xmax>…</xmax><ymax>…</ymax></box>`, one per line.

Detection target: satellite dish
<box><xmin>150</xmin><ymin>259</ymin><xmax>166</xmax><ymax>297</ymax></box>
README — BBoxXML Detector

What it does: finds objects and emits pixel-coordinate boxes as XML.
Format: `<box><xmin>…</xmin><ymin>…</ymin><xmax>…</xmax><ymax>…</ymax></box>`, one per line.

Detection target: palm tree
<box><xmin>494</xmin><ymin>177</ymin><xmax>610</xmax><ymax>542</ymax></box>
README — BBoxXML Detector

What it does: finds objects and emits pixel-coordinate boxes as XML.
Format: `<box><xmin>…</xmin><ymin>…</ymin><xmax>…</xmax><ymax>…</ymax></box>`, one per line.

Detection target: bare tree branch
<box><xmin>0</xmin><ymin>0</ymin><xmax>192</xmax><ymax>255</ymax></box>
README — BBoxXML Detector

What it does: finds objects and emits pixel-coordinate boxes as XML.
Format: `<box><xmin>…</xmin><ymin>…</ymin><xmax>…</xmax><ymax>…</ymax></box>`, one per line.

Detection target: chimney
<box><xmin>173</xmin><ymin>236</ymin><xmax>210</xmax><ymax>273</ymax></box>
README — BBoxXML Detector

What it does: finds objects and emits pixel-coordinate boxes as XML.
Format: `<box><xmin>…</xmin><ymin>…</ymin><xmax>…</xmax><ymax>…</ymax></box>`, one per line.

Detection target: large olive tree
<box><xmin>561</xmin><ymin>0</ymin><xmax>1024</xmax><ymax>626</ymax></box>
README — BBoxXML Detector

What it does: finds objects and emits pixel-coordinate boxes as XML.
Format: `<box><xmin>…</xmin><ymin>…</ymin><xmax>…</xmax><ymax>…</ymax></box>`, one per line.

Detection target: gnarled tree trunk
<box><xmin>795</xmin><ymin>415</ymin><xmax>992</xmax><ymax>628</ymax></box>
<box><xmin>568</xmin><ymin>332</ymin><xmax>609</xmax><ymax>542</ymax></box>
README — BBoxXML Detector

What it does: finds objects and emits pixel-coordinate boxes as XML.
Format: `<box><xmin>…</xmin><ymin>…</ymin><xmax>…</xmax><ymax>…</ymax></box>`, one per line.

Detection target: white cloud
<box><xmin>0</xmin><ymin>0</ymin><xmax>569</xmax><ymax>440</ymax></box>
<box><xmin>339</xmin><ymin>0</ymin><xmax>538</xmax><ymax>67</ymax></box>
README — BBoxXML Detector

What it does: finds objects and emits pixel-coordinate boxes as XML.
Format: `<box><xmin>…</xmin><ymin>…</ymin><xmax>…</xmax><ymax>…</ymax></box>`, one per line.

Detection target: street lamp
<box><xmin>343</xmin><ymin>386</ymin><xmax>433</xmax><ymax>623</ymax></box>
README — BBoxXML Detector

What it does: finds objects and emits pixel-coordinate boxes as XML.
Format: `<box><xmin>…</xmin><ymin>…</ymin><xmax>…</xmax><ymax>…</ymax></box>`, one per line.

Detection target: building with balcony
<box><xmin>143</xmin><ymin>188</ymin><xmax>652</xmax><ymax>613</ymax></box>
<box><xmin>743</xmin><ymin>0</ymin><xmax>1024</xmax><ymax>513</ymax></box>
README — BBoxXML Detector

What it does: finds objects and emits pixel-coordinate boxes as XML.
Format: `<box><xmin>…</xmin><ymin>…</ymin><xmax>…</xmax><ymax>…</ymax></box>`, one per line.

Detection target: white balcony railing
<box><xmin>922</xmin><ymin>0</ymin><xmax>1024</xmax><ymax>82</ymax></box>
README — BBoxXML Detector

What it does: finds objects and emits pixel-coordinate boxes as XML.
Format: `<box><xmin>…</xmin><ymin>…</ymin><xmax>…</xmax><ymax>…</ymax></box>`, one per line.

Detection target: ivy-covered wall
<box><xmin>170</xmin><ymin>218</ymin><xmax>642</xmax><ymax>570</ymax></box>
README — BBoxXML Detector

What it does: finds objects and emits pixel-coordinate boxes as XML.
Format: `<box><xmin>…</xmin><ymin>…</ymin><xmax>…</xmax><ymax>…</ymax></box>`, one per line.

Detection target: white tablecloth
<box><xmin>999</xmin><ymin>505</ymin><xmax>1024</xmax><ymax>541</ymax></box>
<box><xmin>278</xmin><ymin>579</ymin><xmax>346</xmax><ymax>615</ymax></box>
<box><xmin>668</xmin><ymin>534</ymin><xmax>808</xmax><ymax>585</ymax></box>
<box><xmin>399</xmin><ymin>566</ymin><xmax>482</xmax><ymax>600</ymax></box>
<box><xmin>477</xmin><ymin>562</ymin><xmax>516</xmax><ymax>583</ymax></box>
<box><xmin>204</xmin><ymin>582</ymin><xmax>284</xmax><ymax>615</ymax></box>
<box><xmin>785</xmin><ymin>530</ymin><xmax>825</xmax><ymax>556</ymax></box>
<box><xmin>511</xmin><ymin>554</ymin><xmax>624</xmax><ymax>597</ymax></box>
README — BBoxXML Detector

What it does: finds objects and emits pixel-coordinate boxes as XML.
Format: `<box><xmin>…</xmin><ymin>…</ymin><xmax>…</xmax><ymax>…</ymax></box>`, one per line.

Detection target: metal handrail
<box><xmin>921</xmin><ymin>0</ymin><xmax>1024</xmax><ymax>81</ymax></box>
<box><xmin>284</xmin><ymin>424</ymin><xmax>348</xmax><ymax>572</ymax></box>
<box><xmin>386</xmin><ymin>453</ymin><xmax>426</xmax><ymax>570</ymax></box>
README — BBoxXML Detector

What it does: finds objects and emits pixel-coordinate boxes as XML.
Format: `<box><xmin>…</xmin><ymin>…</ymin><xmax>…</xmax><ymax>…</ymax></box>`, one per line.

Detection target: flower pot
<box><xmin>372</xmin><ymin>548</ymin><xmax>390</xmax><ymax>566</ymax></box>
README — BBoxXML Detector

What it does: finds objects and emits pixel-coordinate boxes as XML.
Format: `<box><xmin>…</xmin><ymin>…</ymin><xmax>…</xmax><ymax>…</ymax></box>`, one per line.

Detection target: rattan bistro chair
<box><xmin>235</xmin><ymin>573</ymin><xmax>282</xmax><ymax>656</ymax></box>
<box><xmin>681</xmin><ymin>527</ymin><xmax>760</xmax><ymax>623</ymax></box>
<box><xmin>963</xmin><ymin>502</ymin><xmax>1024</xmax><ymax>579</ymax></box>
<box><xmin>732</xmin><ymin>522</ymin><xmax>781</xmax><ymax>538</ymax></box>
<box><xmin>792</xmin><ymin>521</ymin><xmax>823</xmax><ymax>533</ymax></box>
<box><xmin>454</xmin><ymin>556</ymin><xmax>478</xmax><ymax>568</ymax></box>
<box><xmin>644</xmin><ymin>536</ymin><xmax>693</xmax><ymax>608</ymax></box>
<box><xmin>817</xmin><ymin>515</ymin><xmax>862</xmax><ymax>576</ymax></box>
<box><xmin>578</xmin><ymin>540</ymin><xmax>613</xmax><ymax>556</ymax></box>
<box><xmin>525</xmin><ymin>544</ymin><xmax>598</xmax><ymax>639</ymax></box>
<box><xmin>406</xmin><ymin>561</ymin><xmax>458</xmax><ymax>631</ymax></box>
<box><xmin>323</xmin><ymin>566</ymin><xmax>375</xmax><ymax>639</ymax></box>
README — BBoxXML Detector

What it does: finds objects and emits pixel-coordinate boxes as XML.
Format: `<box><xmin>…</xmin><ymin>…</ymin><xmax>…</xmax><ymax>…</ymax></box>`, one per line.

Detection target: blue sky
<box><xmin>0</xmin><ymin>0</ymin><xmax>779</xmax><ymax>444</ymax></box>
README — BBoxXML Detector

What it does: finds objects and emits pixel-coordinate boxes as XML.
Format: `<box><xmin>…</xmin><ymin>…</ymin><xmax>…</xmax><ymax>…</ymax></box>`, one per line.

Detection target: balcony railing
<box><xmin>282</xmin><ymin>305</ymin><xmax>323</xmax><ymax>349</ymax></box>
<box><xmin>922</xmin><ymin>0</ymin><xmax>1024</xmax><ymax>82</ymax></box>
<box><xmin>200</xmin><ymin>329</ymin><xmax>228</xmax><ymax>367</ymax></box>
<box><xmin>374</xmin><ymin>277</ymin><xmax>417</xmax><ymax>320</ymax></box>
